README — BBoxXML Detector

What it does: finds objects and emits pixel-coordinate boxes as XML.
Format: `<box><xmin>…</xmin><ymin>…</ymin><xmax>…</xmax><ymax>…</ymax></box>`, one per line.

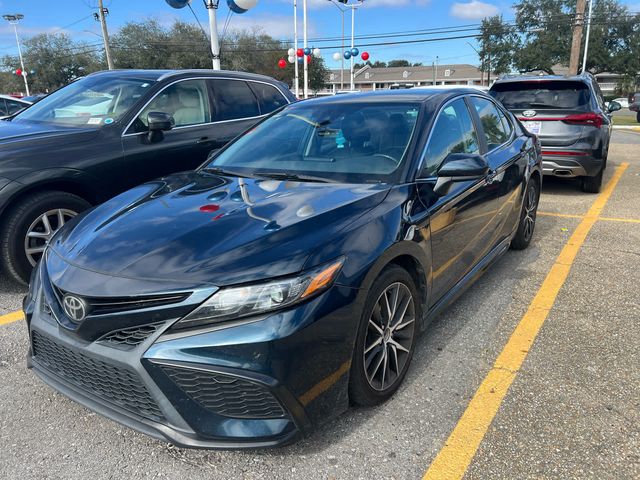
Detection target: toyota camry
<box><xmin>24</xmin><ymin>89</ymin><xmax>542</xmax><ymax>448</ymax></box>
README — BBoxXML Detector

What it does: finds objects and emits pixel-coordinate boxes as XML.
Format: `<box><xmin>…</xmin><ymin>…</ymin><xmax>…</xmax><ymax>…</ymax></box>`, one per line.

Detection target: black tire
<box><xmin>580</xmin><ymin>167</ymin><xmax>603</xmax><ymax>194</ymax></box>
<box><xmin>0</xmin><ymin>191</ymin><xmax>90</xmax><ymax>285</ymax></box>
<box><xmin>511</xmin><ymin>179</ymin><xmax>539</xmax><ymax>250</ymax></box>
<box><xmin>636</xmin><ymin>112</ymin><xmax>640</xmax><ymax>123</ymax></box>
<box><xmin>349</xmin><ymin>265</ymin><xmax>420</xmax><ymax>407</ymax></box>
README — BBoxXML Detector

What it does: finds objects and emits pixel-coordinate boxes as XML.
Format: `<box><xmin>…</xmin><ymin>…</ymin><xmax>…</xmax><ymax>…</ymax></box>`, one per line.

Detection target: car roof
<box><xmin>298</xmin><ymin>87</ymin><xmax>488</xmax><ymax>106</ymax></box>
<box><xmin>84</xmin><ymin>69</ymin><xmax>284</xmax><ymax>85</ymax></box>
<box><xmin>0</xmin><ymin>94</ymin><xmax>29</xmax><ymax>103</ymax></box>
<box><xmin>491</xmin><ymin>74</ymin><xmax>593</xmax><ymax>86</ymax></box>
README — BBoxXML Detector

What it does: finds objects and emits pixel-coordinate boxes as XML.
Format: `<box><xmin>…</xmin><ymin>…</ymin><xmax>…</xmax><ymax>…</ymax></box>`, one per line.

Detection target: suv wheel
<box><xmin>637</xmin><ymin>112</ymin><xmax>640</xmax><ymax>123</ymax></box>
<box><xmin>0</xmin><ymin>191</ymin><xmax>90</xmax><ymax>284</ymax></box>
<box><xmin>581</xmin><ymin>167</ymin><xmax>604</xmax><ymax>194</ymax></box>
<box><xmin>349</xmin><ymin>265</ymin><xmax>419</xmax><ymax>407</ymax></box>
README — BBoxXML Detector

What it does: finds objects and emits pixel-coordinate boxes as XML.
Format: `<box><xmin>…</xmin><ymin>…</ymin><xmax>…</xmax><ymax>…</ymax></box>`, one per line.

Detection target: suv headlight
<box><xmin>174</xmin><ymin>258</ymin><xmax>344</xmax><ymax>330</ymax></box>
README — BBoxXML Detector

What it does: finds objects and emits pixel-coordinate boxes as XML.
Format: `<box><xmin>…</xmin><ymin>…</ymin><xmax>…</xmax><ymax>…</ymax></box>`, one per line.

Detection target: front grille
<box><xmin>51</xmin><ymin>284</ymin><xmax>190</xmax><ymax>316</ymax></box>
<box><xmin>98</xmin><ymin>323</ymin><xmax>164</xmax><ymax>349</ymax></box>
<box><xmin>161</xmin><ymin>365</ymin><xmax>286</xmax><ymax>419</ymax></box>
<box><xmin>32</xmin><ymin>331</ymin><xmax>165</xmax><ymax>422</ymax></box>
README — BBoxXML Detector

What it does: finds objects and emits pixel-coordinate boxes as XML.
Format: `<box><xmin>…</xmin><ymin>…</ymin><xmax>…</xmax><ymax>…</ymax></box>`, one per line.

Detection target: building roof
<box><xmin>328</xmin><ymin>63</ymin><xmax>492</xmax><ymax>84</ymax></box>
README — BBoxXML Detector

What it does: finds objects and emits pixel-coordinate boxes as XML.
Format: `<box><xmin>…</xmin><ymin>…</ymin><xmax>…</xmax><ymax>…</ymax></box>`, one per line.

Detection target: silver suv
<box><xmin>490</xmin><ymin>74</ymin><xmax>621</xmax><ymax>193</ymax></box>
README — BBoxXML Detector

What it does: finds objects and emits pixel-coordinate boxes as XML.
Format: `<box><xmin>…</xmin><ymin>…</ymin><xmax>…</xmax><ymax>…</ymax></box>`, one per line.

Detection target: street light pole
<box><xmin>204</xmin><ymin>0</ymin><xmax>221</xmax><ymax>70</ymax></box>
<box><xmin>293</xmin><ymin>0</ymin><xmax>299</xmax><ymax>97</ymax></box>
<box><xmin>303</xmin><ymin>0</ymin><xmax>308</xmax><ymax>98</ymax></box>
<box><xmin>2</xmin><ymin>14</ymin><xmax>29</xmax><ymax>96</ymax></box>
<box><xmin>581</xmin><ymin>0</ymin><xmax>593</xmax><ymax>74</ymax></box>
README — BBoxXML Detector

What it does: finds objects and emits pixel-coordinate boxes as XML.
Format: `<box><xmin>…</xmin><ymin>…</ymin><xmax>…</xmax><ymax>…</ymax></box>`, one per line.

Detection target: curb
<box><xmin>612</xmin><ymin>126</ymin><xmax>640</xmax><ymax>132</ymax></box>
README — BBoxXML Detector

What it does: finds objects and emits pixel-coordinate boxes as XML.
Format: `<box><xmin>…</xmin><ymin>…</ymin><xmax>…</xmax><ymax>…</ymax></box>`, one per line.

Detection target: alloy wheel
<box><xmin>522</xmin><ymin>184</ymin><xmax>538</xmax><ymax>241</ymax></box>
<box><xmin>24</xmin><ymin>209</ymin><xmax>77</xmax><ymax>266</ymax></box>
<box><xmin>364</xmin><ymin>282</ymin><xmax>416</xmax><ymax>392</ymax></box>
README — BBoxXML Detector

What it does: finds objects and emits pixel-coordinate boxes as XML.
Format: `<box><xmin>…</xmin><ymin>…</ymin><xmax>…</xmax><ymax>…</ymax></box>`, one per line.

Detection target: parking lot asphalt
<box><xmin>1</xmin><ymin>131</ymin><xmax>638</xmax><ymax>480</ymax></box>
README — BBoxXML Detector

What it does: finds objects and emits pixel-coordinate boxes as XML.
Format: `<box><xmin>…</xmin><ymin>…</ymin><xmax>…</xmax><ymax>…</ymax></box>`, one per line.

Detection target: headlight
<box><xmin>174</xmin><ymin>257</ymin><xmax>345</xmax><ymax>330</ymax></box>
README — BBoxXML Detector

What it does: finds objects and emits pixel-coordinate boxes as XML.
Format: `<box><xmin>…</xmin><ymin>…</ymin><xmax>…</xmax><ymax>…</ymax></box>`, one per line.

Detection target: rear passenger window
<box><xmin>6</xmin><ymin>100</ymin><xmax>25</xmax><ymax>115</ymax></box>
<box><xmin>470</xmin><ymin>97</ymin><xmax>509</xmax><ymax>150</ymax></box>
<box><xmin>249</xmin><ymin>82</ymin><xmax>288</xmax><ymax>115</ymax></box>
<box><xmin>211</xmin><ymin>80</ymin><xmax>260</xmax><ymax>121</ymax></box>
<box><xmin>422</xmin><ymin>98</ymin><xmax>479</xmax><ymax>177</ymax></box>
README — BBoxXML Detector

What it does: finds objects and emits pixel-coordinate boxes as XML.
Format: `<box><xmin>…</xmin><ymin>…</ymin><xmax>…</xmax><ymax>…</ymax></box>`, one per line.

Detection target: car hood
<box><xmin>49</xmin><ymin>171</ymin><xmax>390</xmax><ymax>287</ymax></box>
<box><xmin>0</xmin><ymin>120</ymin><xmax>96</xmax><ymax>144</ymax></box>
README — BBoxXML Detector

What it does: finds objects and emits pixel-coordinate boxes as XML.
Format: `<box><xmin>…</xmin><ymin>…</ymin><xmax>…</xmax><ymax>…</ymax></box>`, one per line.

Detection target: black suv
<box><xmin>0</xmin><ymin>69</ymin><xmax>296</xmax><ymax>284</ymax></box>
<box><xmin>490</xmin><ymin>74</ymin><xmax>620</xmax><ymax>193</ymax></box>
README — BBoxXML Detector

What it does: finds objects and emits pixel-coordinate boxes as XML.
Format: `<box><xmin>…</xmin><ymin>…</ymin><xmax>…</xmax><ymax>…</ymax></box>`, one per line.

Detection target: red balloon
<box><xmin>306</xmin><ymin>55</ymin><xmax>312</xmax><ymax>64</ymax></box>
<box><xmin>15</xmin><ymin>68</ymin><xmax>22</xmax><ymax>76</ymax></box>
<box><xmin>296</xmin><ymin>48</ymin><xmax>304</xmax><ymax>58</ymax></box>
<box><xmin>278</xmin><ymin>59</ymin><xmax>287</xmax><ymax>69</ymax></box>
<box><xmin>361</xmin><ymin>51</ymin><xmax>370</xmax><ymax>61</ymax></box>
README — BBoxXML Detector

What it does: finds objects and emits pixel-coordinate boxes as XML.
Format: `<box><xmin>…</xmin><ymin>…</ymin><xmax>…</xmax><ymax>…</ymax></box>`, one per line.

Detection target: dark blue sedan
<box><xmin>24</xmin><ymin>89</ymin><xmax>542</xmax><ymax>448</ymax></box>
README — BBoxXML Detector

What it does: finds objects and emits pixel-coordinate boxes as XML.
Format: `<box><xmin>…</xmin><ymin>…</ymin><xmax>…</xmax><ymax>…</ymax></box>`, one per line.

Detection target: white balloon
<box><xmin>313</xmin><ymin>48</ymin><xmax>321</xmax><ymax>58</ymax></box>
<box><xmin>233</xmin><ymin>0</ymin><xmax>258</xmax><ymax>10</ymax></box>
<box><xmin>288</xmin><ymin>55</ymin><xmax>296</xmax><ymax>64</ymax></box>
<box><xmin>332</xmin><ymin>52</ymin><xmax>342</xmax><ymax>61</ymax></box>
<box><xmin>287</xmin><ymin>48</ymin><xmax>295</xmax><ymax>57</ymax></box>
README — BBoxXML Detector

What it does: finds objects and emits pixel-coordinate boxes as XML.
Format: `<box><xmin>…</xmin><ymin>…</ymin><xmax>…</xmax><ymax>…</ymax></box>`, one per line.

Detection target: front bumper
<box><xmin>25</xmin><ymin>268</ymin><xmax>361</xmax><ymax>449</ymax></box>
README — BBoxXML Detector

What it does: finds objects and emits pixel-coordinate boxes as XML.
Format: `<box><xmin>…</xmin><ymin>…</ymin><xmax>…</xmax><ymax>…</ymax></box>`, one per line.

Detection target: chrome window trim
<box><xmin>121</xmin><ymin>76</ymin><xmax>290</xmax><ymax>138</ymax></box>
<box><xmin>415</xmin><ymin>94</ymin><xmax>478</xmax><ymax>178</ymax></box>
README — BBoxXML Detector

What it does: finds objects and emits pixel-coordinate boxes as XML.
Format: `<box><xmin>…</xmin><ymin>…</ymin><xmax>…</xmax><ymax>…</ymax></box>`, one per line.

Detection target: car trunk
<box><xmin>490</xmin><ymin>80</ymin><xmax>595</xmax><ymax>147</ymax></box>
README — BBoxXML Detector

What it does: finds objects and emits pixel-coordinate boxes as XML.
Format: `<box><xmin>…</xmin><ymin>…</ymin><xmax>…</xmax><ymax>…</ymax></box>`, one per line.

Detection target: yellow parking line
<box><xmin>600</xmin><ymin>216</ymin><xmax>640</xmax><ymax>224</ymax></box>
<box><xmin>538</xmin><ymin>211</ymin><xmax>584</xmax><ymax>219</ymax></box>
<box><xmin>423</xmin><ymin>162</ymin><xmax>629</xmax><ymax>480</ymax></box>
<box><xmin>539</xmin><ymin>211</ymin><xmax>640</xmax><ymax>224</ymax></box>
<box><xmin>0</xmin><ymin>310</ymin><xmax>24</xmax><ymax>326</ymax></box>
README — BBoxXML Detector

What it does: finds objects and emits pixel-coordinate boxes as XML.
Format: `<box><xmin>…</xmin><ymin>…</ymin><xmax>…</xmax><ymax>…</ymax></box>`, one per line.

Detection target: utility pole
<box><xmin>569</xmin><ymin>0</ymin><xmax>587</xmax><ymax>75</ymax></box>
<box><xmin>96</xmin><ymin>0</ymin><xmax>114</xmax><ymax>70</ymax></box>
<box><xmin>293</xmin><ymin>0</ymin><xmax>299</xmax><ymax>97</ymax></box>
<box><xmin>2</xmin><ymin>14</ymin><xmax>29</xmax><ymax>95</ymax></box>
<box><xmin>581</xmin><ymin>0</ymin><xmax>593</xmax><ymax>74</ymax></box>
<box><xmin>303</xmin><ymin>0</ymin><xmax>308</xmax><ymax>98</ymax></box>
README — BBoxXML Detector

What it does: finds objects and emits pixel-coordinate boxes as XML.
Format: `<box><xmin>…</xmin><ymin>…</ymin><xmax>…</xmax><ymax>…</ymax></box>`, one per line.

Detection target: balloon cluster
<box><xmin>333</xmin><ymin>48</ymin><xmax>370</xmax><ymax>61</ymax></box>
<box><xmin>278</xmin><ymin>47</ymin><xmax>322</xmax><ymax>69</ymax></box>
<box><xmin>14</xmin><ymin>69</ymin><xmax>35</xmax><ymax>76</ymax></box>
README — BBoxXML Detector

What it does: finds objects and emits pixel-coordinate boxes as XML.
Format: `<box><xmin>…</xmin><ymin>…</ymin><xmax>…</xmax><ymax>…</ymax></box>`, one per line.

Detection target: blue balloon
<box><xmin>350</xmin><ymin>47</ymin><xmax>359</xmax><ymax>56</ymax></box>
<box><xmin>298</xmin><ymin>56</ymin><xmax>304</xmax><ymax>62</ymax></box>
<box><xmin>165</xmin><ymin>0</ymin><xmax>190</xmax><ymax>8</ymax></box>
<box><xmin>303</xmin><ymin>47</ymin><xmax>311</xmax><ymax>55</ymax></box>
<box><xmin>344</xmin><ymin>51</ymin><xmax>352</xmax><ymax>59</ymax></box>
<box><xmin>227</xmin><ymin>0</ymin><xmax>257</xmax><ymax>14</ymax></box>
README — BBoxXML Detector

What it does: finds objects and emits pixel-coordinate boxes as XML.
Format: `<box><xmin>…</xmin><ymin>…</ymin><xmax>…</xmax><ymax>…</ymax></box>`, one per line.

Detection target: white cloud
<box><xmin>279</xmin><ymin>0</ymin><xmax>430</xmax><ymax>9</ymax></box>
<box><xmin>225</xmin><ymin>14</ymin><xmax>319</xmax><ymax>39</ymax></box>
<box><xmin>450</xmin><ymin>1</ymin><xmax>499</xmax><ymax>20</ymax></box>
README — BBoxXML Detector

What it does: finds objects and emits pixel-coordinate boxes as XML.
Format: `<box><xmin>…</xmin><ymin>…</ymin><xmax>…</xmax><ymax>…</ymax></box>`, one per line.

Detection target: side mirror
<box><xmin>607</xmin><ymin>101</ymin><xmax>622</xmax><ymax>113</ymax></box>
<box><xmin>434</xmin><ymin>153</ymin><xmax>489</xmax><ymax>196</ymax></box>
<box><xmin>147</xmin><ymin>111</ymin><xmax>174</xmax><ymax>142</ymax></box>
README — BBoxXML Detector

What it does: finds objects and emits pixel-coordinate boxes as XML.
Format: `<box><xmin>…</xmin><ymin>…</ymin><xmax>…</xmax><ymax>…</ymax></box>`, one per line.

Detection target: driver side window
<box><xmin>134</xmin><ymin>79</ymin><xmax>211</xmax><ymax>132</ymax></box>
<box><xmin>421</xmin><ymin>99</ymin><xmax>479</xmax><ymax>177</ymax></box>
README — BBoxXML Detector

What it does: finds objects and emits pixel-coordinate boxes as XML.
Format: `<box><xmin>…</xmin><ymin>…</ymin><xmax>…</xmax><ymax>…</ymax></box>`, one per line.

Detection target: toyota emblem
<box><xmin>522</xmin><ymin>110</ymin><xmax>537</xmax><ymax>118</ymax></box>
<box><xmin>62</xmin><ymin>294</ymin><xmax>88</xmax><ymax>322</ymax></box>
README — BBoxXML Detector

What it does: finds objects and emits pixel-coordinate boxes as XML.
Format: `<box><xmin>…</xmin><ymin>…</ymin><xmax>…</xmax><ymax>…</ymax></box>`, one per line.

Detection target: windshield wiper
<box><xmin>255</xmin><ymin>172</ymin><xmax>333</xmax><ymax>183</ymax></box>
<box><xmin>202</xmin><ymin>167</ymin><xmax>253</xmax><ymax>178</ymax></box>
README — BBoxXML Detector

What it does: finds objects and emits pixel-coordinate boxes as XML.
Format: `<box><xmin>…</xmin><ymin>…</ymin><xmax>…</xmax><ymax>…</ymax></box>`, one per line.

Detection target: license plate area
<box><xmin>521</xmin><ymin>121</ymin><xmax>542</xmax><ymax>135</ymax></box>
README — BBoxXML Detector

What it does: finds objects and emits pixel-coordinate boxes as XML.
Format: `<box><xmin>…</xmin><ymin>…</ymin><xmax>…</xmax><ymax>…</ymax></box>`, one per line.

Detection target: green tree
<box><xmin>478</xmin><ymin>15</ymin><xmax>518</xmax><ymax>77</ymax></box>
<box><xmin>1</xmin><ymin>33</ymin><xmax>101</xmax><ymax>93</ymax></box>
<box><xmin>387</xmin><ymin>59</ymin><xmax>411</xmax><ymax>68</ymax></box>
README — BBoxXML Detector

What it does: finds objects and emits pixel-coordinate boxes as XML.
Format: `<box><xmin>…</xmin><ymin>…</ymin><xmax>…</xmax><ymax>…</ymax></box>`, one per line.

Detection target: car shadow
<box><xmin>0</xmin><ymin>273</ymin><xmax>26</xmax><ymax>296</ymax></box>
<box><xmin>540</xmin><ymin>175</ymin><xmax>582</xmax><ymax>196</ymax></box>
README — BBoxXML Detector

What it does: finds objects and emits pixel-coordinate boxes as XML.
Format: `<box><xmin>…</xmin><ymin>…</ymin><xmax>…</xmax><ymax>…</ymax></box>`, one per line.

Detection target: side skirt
<box><xmin>420</xmin><ymin>236</ymin><xmax>512</xmax><ymax>331</ymax></box>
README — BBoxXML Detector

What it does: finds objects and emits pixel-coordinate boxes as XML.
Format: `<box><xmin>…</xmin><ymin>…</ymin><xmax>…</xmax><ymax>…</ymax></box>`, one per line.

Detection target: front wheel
<box><xmin>0</xmin><ymin>191</ymin><xmax>90</xmax><ymax>284</ymax></box>
<box><xmin>349</xmin><ymin>265</ymin><xmax>419</xmax><ymax>407</ymax></box>
<box><xmin>511</xmin><ymin>179</ymin><xmax>539</xmax><ymax>250</ymax></box>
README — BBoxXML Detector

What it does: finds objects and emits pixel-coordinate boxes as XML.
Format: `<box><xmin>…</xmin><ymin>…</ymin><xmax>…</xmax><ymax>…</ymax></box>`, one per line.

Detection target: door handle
<box><xmin>486</xmin><ymin>169</ymin><xmax>498</xmax><ymax>184</ymax></box>
<box><xmin>196</xmin><ymin>136</ymin><xmax>211</xmax><ymax>144</ymax></box>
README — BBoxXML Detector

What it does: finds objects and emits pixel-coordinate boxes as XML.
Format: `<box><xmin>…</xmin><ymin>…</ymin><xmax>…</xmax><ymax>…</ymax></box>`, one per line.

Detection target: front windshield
<box><xmin>13</xmin><ymin>75</ymin><xmax>156</xmax><ymax>128</ymax></box>
<box><xmin>207</xmin><ymin>101</ymin><xmax>421</xmax><ymax>184</ymax></box>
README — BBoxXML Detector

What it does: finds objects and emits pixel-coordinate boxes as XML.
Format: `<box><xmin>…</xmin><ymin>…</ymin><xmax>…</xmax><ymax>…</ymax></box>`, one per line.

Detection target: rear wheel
<box><xmin>580</xmin><ymin>166</ymin><xmax>603</xmax><ymax>194</ymax></box>
<box><xmin>349</xmin><ymin>265</ymin><xmax>419</xmax><ymax>407</ymax></box>
<box><xmin>0</xmin><ymin>191</ymin><xmax>90</xmax><ymax>284</ymax></box>
<box><xmin>637</xmin><ymin>112</ymin><xmax>640</xmax><ymax>123</ymax></box>
<box><xmin>511</xmin><ymin>179</ymin><xmax>539</xmax><ymax>250</ymax></box>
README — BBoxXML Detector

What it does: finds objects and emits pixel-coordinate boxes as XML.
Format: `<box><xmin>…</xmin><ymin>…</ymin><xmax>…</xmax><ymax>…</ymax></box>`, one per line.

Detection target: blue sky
<box><xmin>0</xmin><ymin>0</ymin><xmax>639</xmax><ymax>67</ymax></box>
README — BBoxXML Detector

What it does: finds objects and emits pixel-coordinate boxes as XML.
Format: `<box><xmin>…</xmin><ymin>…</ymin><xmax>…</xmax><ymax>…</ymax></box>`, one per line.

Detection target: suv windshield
<box><xmin>491</xmin><ymin>80</ymin><xmax>591</xmax><ymax>110</ymax></box>
<box><xmin>13</xmin><ymin>75</ymin><xmax>156</xmax><ymax>128</ymax></box>
<box><xmin>206</xmin><ymin>101</ymin><xmax>420</xmax><ymax>184</ymax></box>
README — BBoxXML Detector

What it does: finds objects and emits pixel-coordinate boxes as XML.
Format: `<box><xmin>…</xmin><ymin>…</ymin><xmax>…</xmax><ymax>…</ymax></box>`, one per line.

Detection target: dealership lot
<box><xmin>1</xmin><ymin>131</ymin><xmax>638</xmax><ymax>479</ymax></box>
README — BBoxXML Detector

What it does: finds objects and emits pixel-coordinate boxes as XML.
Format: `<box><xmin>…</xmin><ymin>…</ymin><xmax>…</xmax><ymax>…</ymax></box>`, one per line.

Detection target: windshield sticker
<box><xmin>141</xmin><ymin>83</ymin><xmax>150</xmax><ymax>88</ymax></box>
<box><xmin>87</xmin><ymin>117</ymin><xmax>102</xmax><ymax>125</ymax></box>
<box><xmin>336</xmin><ymin>131</ymin><xmax>346</xmax><ymax>149</ymax></box>
<box><xmin>104</xmin><ymin>118</ymin><xmax>114</xmax><ymax>125</ymax></box>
